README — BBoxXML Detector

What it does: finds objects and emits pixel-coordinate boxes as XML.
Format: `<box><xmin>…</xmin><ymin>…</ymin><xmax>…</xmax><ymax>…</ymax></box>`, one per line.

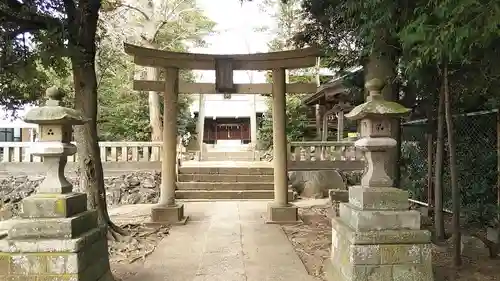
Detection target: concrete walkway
<box><xmin>123</xmin><ymin>201</ymin><xmax>316</xmax><ymax>281</ymax></box>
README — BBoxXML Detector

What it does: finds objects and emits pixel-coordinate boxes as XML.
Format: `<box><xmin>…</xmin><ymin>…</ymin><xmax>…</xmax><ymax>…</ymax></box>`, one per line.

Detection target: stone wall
<box><xmin>0</xmin><ymin>172</ymin><xmax>162</xmax><ymax>220</ymax></box>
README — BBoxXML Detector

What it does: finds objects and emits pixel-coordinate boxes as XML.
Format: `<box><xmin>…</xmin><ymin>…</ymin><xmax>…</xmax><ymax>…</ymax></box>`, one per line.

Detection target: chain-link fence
<box><xmin>401</xmin><ymin>110</ymin><xmax>498</xmax><ymax>225</ymax></box>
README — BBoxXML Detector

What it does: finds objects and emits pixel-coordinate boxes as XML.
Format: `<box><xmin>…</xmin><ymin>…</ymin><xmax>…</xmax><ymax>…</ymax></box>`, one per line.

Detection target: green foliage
<box><xmin>294</xmin><ymin>0</ymin><xmax>500</xmax><ymax>228</ymax></box>
<box><xmin>95</xmin><ymin>48</ymin><xmax>196</xmax><ymax>141</ymax></box>
<box><xmin>400</xmin><ymin>141</ymin><xmax>428</xmax><ymax>200</ymax></box>
<box><xmin>257</xmin><ymin>94</ymin><xmax>308</xmax><ymax>150</ymax></box>
<box><xmin>401</xmin><ymin>113</ymin><xmax>499</xmax><ymax>226</ymax></box>
<box><xmin>0</xmin><ymin>0</ymin><xmax>73</xmax><ymax>112</ymax></box>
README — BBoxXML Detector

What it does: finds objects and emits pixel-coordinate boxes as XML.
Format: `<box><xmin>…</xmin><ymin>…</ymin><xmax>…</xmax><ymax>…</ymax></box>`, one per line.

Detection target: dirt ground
<box><xmin>109</xmin><ymin>223</ymin><xmax>169</xmax><ymax>281</ymax></box>
<box><xmin>282</xmin><ymin>205</ymin><xmax>333</xmax><ymax>281</ymax></box>
<box><xmin>105</xmin><ymin>209</ymin><xmax>169</xmax><ymax>281</ymax></box>
<box><xmin>282</xmin><ymin>204</ymin><xmax>500</xmax><ymax>281</ymax></box>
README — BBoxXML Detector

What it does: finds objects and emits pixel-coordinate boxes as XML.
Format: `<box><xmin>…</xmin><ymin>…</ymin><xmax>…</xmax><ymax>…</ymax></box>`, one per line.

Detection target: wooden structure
<box><xmin>202</xmin><ymin>117</ymin><xmax>252</xmax><ymax>144</ymax></box>
<box><xmin>302</xmin><ymin>67</ymin><xmax>362</xmax><ymax>141</ymax></box>
<box><xmin>124</xmin><ymin>43</ymin><xmax>320</xmax><ymax>224</ymax></box>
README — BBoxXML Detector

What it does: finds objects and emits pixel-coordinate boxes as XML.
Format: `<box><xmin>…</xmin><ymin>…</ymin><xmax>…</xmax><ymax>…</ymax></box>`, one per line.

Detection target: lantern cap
<box><xmin>345</xmin><ymin>78</ymin><xmax>410</xmax><ymax>120</ymax></box>
<box><xmin>23</xmin><ymin>86</ymin><xmax>89</xmax><ymax>125</ymax></box>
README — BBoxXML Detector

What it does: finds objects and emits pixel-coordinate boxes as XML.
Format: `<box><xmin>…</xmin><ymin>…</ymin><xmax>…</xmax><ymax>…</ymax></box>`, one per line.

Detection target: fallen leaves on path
<box><xmin>109</xmin><ymin>223</ymin><xmax>169</xmax><ymax>264</ymax></box>
<box><xmin>282</xmin><ymin>205</ymin><xmax>332</xmax><ymax>281</ymax></box>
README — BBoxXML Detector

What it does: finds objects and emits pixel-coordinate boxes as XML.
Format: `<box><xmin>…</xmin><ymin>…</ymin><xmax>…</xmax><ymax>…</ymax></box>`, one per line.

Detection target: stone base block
<box><xmin>265</xmin><ymin>203</ymin><xmax>300</xmax><ymax>224</ymax></box>
<box><xmin>0</xmin><ymin>225</ymin><xmax>111</xmax><ymax>281</ymax></box>
<box><xmin>9</xmin><ymin>210</ymin><xmax>97</xmax><ymax>240</ymax></box>
<box><xmin>326</xmin><ymin>217</ymin><xmax>433</xmax><ymax>281</ymax></box>
<box><xmin>150</xmin><ymin>204</ymin><xmax>188</xmax><ymax>225</ymax></box>
<box><xmin>339</xmin><ymin>203</ymin><xmax>420</xmax><ymax>231</ymax></box>
<box><xmin>349</xmin><ymin>186</ymin><xmax>409</xmax><ymax>210</ymax></box>
<box><xmin>20</xmin><ymin>192</ymin><xmax>87</xmax><ymax>219</ymax></box>
<box><xmin>329</xmin><ymin>189</ymin><xmax>349</xmax><ymax>203</ymax></box>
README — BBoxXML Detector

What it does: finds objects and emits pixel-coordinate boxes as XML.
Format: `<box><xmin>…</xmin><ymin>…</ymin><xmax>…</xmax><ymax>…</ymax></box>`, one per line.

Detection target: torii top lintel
<box><xmin>124</xmin><ymin>43</ymin><xmax>321</xmax><ymax>71</ymax></box>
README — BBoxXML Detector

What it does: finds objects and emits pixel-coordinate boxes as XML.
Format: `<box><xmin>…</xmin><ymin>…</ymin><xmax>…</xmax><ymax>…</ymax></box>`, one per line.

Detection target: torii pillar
<box><xmin>150</xmin><ymin>67</ymin><xmax>188</xmax><ymax>225</ymax></box>
<box><xmin>266</xmin><ymin>68</ymin><xmax>299</xmax><ymax>224</ymax></box>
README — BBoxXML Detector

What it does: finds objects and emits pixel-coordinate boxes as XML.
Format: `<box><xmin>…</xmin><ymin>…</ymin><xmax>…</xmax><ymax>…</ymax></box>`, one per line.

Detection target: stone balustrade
<box><xmin>288</xmin><ymin>141</ymin><xmax>365</xmax><ymax>171</ymax></box>
<box><xmin>0</xmin><ymin>141</ymin><xmax>188</xmax><ymax>177</ymax></box>
<box><xmin>0</xmin><ymin>141</ymin><xmax>186</xmax><ymax>163</ymax></box>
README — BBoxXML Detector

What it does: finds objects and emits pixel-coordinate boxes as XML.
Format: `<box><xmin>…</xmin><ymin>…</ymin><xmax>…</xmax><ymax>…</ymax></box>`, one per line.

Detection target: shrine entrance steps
<box><xmin>176</xmin><ymin>161</ymin><xmax>294</xmax><ymax>200</ymax></box>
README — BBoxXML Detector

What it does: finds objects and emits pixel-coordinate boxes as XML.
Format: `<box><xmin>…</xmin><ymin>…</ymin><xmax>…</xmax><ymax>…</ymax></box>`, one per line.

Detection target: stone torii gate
<box><xmin>124</xmin><ymin>43</ymin><xmax>320</xmax><ymax>224</ymax></box>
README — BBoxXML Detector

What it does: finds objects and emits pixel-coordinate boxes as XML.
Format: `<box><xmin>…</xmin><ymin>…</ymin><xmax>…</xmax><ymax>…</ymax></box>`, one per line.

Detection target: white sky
<box><xmin>191</xmin><ymin>0</ymin><xmax>274</xmax><ymax>83</ymax></box>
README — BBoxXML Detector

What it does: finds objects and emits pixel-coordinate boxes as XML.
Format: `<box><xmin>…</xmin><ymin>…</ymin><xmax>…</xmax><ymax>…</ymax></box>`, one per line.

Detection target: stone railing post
<box><xmin>325</xmin><ymin>79</ymin><xmax>433</xmax><ymax>281</ymax></box>
<box><xmin>0</xmin><ymin>87</ymin><xmax>113</xmax><ymax>281</ymax></box>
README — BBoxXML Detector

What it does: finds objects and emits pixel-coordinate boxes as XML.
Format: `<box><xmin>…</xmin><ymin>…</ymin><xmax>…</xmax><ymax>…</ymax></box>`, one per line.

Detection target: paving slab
<box><xmin>127</xmin><ymin>201</ymin><xmax>315</xmax><ymax>281</ymax></box>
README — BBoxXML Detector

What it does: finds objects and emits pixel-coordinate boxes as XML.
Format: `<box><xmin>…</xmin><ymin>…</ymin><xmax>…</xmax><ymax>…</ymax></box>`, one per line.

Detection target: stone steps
<box><xmin>177</xmin><ymin>182</ymin><xmax>274</xmax><ymax>190</ymax></box>
<box><xmin>201</xmin><ymin>151</ymin><xmax>255</xmax><ymax>161</ymax></box>
<box><xmin>178</xmin><ymin>174</ymin><xmax>274</xmax><ymax>182</ymax></box>
<box><xmin>176</xmin><ymin>164</ymin><xmax>285</xmax><ymax>200</ymax></box>
<box><xmin>178</xmin><ymin>167</ymin><xmax>273</xmax><ymax>175</ymax></box>
<box><xmin>175</xmin><ymin>190</ymin><xmax>294</xmax><ymax>200</ymax></box>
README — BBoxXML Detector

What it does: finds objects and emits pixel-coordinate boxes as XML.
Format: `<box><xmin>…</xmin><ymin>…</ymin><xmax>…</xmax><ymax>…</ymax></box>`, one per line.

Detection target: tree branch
<box><xmin>151</xmin><ymin>0</ymin><xmax>194</xmax><ymax>42</ymax></box>
<box><xmin>0</xmin><ymin>8</ymin><xmax>62</xmax><ymax>31</ymax></box>
<box><xmin>119</xmin><ymin>4</ymin><xmax>150</xmax><ymax>21</ymax></box>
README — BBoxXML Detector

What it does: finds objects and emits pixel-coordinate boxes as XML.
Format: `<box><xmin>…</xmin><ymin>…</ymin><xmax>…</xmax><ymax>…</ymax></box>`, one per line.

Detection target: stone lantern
<box><xmin>325</xmin><ymin>79</ymin><xmax>433</xmax><ymax>281</ymax></box>
<box><xmin>0</xmin><ymin>87</ymin><xmax>113</xmax><ymax>281</ymax></box>
<box><xmin>345</xmin><ymin>78</ymin><xmax>410</xmax><ymax>187</ymax></box>
<box><xmin>23</xmin><ymin>86</ymin><xmax>87</xmax><ymax>194</ymax></box>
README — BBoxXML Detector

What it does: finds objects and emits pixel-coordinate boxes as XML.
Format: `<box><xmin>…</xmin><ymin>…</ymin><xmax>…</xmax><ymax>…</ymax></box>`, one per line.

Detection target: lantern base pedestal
<box><xmin>0</xmin><ymin>192</ymin><xmax>111</xmax><ymax>281</ymax></box>
<box><xmin>325</xmin><ymin>187</ymin><xmax>434</xmax><ymax>281</ymax></box>
<box><xmin>20</xmin><ymin>192</ymin><xmax>88</xmax><ymax>218</ymax></box>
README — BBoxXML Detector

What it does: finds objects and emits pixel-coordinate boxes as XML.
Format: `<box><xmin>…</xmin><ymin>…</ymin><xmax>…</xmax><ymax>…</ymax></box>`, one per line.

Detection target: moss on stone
<box><xmin>345</xmin><ymin>99</ymin><xmax>411</xmax><ymax>121</ymax></box>
<box><xmin>24</xmin><ymin>106</ymin><xmax>88</xmax><ymax>125</ymax></box>
<box><xmin>55</xmin><ymin>199</ymin><xmax>66</xmax><ymax>215</ymax></box>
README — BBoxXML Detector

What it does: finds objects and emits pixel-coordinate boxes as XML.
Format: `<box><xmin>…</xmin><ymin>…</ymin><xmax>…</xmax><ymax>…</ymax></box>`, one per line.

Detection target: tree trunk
<box><xmin>142</xmin><ymin>40</ymin><xmax>163</xmax><ymax>145</ymax></box>
<box><xmin>72</xmin><ymin>59</ymin><xmax>126</xmax><ymax>239</ymax></box>
<box><xmin>425</xmin><ymin>106</ymin><xmax>435</xmax><ymax>217</ymax></box>
<box><xmin>443</xmin><ymin>61</ymin><xmax>461</xmax><ymax>266</ymax></box>
<box><xmin>67</xmin><ymin>0</ymin><xmax>125</xmax><ymax>240</ymax></box>
<box><xmin>434</xmin><ymin>73</ymin><xmax>446</xmax><ymax>241</ymax></box>
<box><xmin>148</xmin><ymin>66</ymin><xmax>163</xmax><ymax>142</ymax></box>
<box><xmin>497</xmin><ymin>111</ymin><xmax>500</xmax><ymax>243</ymax></box>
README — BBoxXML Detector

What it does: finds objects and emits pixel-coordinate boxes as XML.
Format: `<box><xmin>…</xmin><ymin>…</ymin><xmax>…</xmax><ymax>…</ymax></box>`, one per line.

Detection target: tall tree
<box><xmin>103</xmin><ymin>0</ymin><xmax>215</xmax><ymax>143</ymax></box>
<box><xmin>0</xmin><ymin>0</ymin><xmax>125</xmax><ymax>238</ymax></box>
<box><xmin>292</xmin><ymin>0</ymin><xmax>416</xmax><ymax>185</ymax></box>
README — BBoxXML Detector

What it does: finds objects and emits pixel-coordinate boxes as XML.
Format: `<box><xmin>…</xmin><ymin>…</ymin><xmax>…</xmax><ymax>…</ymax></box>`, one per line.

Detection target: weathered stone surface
<box><xmin>20</xmin><ymin>193</ymin><xmax>87</xmax><ymax>218</ymax></box>
<box><xmin>350</xmin><ymin>245</ymin><xmax>380</xmax><ymax>264</ymax></box>
<box><xmin>151</xmin><ymin>204</ymin><xmax>187</xmax><ymax>224</ymax></box>
<box><xmin>392</xmin><ymin>264</ymin><xmax>433</xmax><ymax>281</ymax></box>
<box><xmin>339</xmin><ymin>203</ymin><xmax>421</xmax><ymax>231</ymax></box>
<box><xmin>0</xmin><ymin>226</ymin><xmax>105</xmax><ymax>253</ymax></box>
<box><xmin>331</xmin><ymin>218</ymin><xmax>431</xmax><ymax>245</ymax></box>
<box><xmin>329</xmin><ymin>189</ymin><xmax>349</xmax><ymax>203</ymax></box>
<box><xmin>8</xmin><ymin>210</ymin><xmax>97</xmax><ymax>239</ymax></box>
<box><xmin>289</xmin><ymin>170</ymin><xmax>346</xmax><ymax>199</ymax></box>
<box><xmin>327</xmin><ymin>217</ymin><xmax>433</xmax><ymax>281</ymax></box>
<box><xmin>380</xmin><ymin>244</ymin><xmax>421</xmax><ymax>265</ymax></box>
<box><xmin>352</xmin><ymin>265</ymin><xmax>393</xmax><ymax>280</ymax></box>
<box><xmin>266</xmin><ymin>203</ymin><xmax>299</xmax><ymax>224</ymax></box>
<box><xmin>348</xmin><ymin>186</ymin><xmax>409</xmax><ymax>210</ymax></box>
<box><xmin>0</xmin><ymin>172</ymin><xmax>162</xmax><ymax>221</ymax></box>
<box><xmin>0</xmin><ymin>237</ymin><xmax>109</xmax><ymax>275</ymax></box>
